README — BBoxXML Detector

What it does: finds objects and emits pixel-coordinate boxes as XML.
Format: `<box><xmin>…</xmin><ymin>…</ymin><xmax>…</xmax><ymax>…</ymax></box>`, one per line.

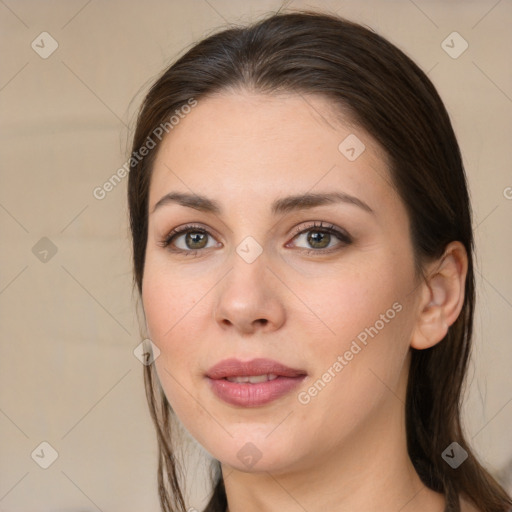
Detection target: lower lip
<box><xmin>207</xmin><ymin>376</ymin><xmax>306</xmax><ymax>407</ymax></box>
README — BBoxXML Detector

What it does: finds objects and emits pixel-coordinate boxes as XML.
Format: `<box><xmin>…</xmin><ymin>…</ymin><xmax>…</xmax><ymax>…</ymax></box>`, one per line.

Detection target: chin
<box><xmin>206</xmin><ymin>434</ymin><xmax>303</xmax><ymax>474</ymax></box>
<box><xmin>221</xmin><ymin>450</ymin><xmax>296</xmax><ymax>474</ymax></box>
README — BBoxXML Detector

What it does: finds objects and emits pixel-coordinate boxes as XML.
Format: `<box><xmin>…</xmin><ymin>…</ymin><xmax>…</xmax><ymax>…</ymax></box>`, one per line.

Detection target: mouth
<box><xmin>206</xmin><ymin>358</ymin><xmax>307</xmax><ymax>407</ymax></box>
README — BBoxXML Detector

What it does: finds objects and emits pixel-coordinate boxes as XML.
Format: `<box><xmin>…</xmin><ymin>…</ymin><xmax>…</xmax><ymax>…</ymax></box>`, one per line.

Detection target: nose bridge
<box><xmin>223</xmin><ymin>238</ymin><xmax>269</xmax><ymax>303</ymax></box>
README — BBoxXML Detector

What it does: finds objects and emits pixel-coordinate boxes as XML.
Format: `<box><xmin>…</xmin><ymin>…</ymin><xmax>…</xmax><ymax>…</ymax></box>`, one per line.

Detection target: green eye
<box><xmin>161</xmin><ymin>225</ymin><xmax>219</xmax><ymax>253</ymax></box>
<box><xmin>289</xmin><ymin>221</ymin><xmax>352</xmax><ymax>253</ymax></box>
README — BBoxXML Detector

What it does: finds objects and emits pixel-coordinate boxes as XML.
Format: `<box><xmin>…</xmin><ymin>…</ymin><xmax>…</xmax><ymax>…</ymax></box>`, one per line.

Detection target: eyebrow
<box><xmin>151</xmin><ymin>191</ymin><xmax>374</xmax><ymax>216</ymax></box>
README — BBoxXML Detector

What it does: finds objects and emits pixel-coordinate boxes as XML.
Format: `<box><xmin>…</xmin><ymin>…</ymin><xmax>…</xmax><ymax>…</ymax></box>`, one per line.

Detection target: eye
<box><xmin>287</xmin><ymin>221</ymin><xmax>352</xmax><ymax>253</ymax></box>
<box><xmin>159</xmin><ymin>221</ymin><xmax>352</xmax><ymax>256</ymax></box>
<box><xmin>159</xmin><ymin>224</ymin><xmax>220</xmax><ymax>255</ymax></box>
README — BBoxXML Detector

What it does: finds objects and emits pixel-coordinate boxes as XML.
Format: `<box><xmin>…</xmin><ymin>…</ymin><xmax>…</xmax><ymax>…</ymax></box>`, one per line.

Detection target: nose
<box><xmin>213</xmin><ymin>251</ymin><xmax>286</xmax><ymax>335</ymax></box>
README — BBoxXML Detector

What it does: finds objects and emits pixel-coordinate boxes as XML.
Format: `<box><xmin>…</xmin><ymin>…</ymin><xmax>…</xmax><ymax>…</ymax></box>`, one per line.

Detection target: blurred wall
<box><xmin>1</xmin><ymin>0</ymin><xmax>511</xmax><ymax>510</ymax></box>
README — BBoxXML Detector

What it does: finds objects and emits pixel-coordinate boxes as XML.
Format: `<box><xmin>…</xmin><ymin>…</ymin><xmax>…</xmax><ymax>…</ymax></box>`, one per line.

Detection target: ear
<box><xmin>411</xmin><ymin>241</ymin><xmax>468</xmax><ymax>350</ymax></box>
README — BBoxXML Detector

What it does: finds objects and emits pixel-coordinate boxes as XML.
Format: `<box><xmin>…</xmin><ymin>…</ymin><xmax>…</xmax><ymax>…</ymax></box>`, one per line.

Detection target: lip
<box><xmin>206</xmin><ymin>358</ymin><xmax>307</xmax><ymax>407</ymax></box>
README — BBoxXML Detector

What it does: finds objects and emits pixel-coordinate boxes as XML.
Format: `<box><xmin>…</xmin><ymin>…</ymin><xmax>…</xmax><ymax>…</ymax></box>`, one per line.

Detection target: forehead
<box><xmin>148</xmin><ymin>91</ymin><xmax>396</xmax><ymax>212</ymax></box>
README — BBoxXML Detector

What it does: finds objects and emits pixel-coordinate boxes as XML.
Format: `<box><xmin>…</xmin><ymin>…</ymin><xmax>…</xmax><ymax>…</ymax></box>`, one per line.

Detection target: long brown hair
<box><xmin>128</xmin><ymin>9</ymin><xmax>512</xmax><ymax>512</ymax></box>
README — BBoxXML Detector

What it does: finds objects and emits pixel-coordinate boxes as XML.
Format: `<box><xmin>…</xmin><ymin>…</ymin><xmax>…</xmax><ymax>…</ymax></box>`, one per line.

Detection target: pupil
<box><xmin>308</xmin><ymin>231</ymin><xmax>330</xmax><ymax>248</ymax></box>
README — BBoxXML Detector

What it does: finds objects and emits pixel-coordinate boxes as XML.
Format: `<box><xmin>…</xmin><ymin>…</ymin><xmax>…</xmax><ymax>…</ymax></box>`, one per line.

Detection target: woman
<box><xmin>127</xmin><ymin>9</ymin><xmax>512</xmax><ymax>512</ymax></box>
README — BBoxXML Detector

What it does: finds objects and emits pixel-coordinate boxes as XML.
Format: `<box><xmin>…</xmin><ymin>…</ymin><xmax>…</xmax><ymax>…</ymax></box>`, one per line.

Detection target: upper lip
<box><xmin>206</xmin><ymin>358</ymin><xmax>307</xmax><ymax>380</ymax></box>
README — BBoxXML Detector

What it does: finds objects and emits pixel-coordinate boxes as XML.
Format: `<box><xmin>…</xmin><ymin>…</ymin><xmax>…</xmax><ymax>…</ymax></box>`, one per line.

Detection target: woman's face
<box><xmin>142</xmin><ymin>91</ymin><xmax>423</xmax><ymax>474</ymax></box>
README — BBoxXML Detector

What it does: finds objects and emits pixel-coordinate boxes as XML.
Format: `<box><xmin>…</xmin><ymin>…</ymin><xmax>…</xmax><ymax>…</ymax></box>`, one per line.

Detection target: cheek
<box><xmin>313</xmin><ymin>260</ymin><xmax>410</xmax><ymax>346</ymax></box>
<box><xmin>295</xmin><ymin>283</ymin><xmax>413</xmax><ymax>443</ymax></box>
<box><xmin>141</xmin><ymin>264</ymin><xmax>202</xmax><ymax>380</ymax></box>
<box><xmin>142</xmin><ymin>270</ymin><xmax>205</xmax><ymax>419</ymax></box>
<box><xmin>142</xmin><ymin>256</ymin><xmax>205</xmax><ymax>340</ymax></box>
<box><xmin>303</xmin><ymin>259</ymin><xmax>415</xmax><ymax>396</ymax></box>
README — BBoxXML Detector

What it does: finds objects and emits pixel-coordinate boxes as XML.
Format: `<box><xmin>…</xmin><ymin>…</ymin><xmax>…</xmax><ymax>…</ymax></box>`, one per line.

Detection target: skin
<box><xmin>142</xmin><ymin>91</ymin><xmax>469</xmax><ymax>511</ymax></box>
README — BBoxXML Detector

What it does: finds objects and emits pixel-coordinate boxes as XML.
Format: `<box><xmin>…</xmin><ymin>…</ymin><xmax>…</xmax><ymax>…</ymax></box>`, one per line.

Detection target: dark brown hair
<box><xmin>128</xmin><ymin>9</ymin><xmax>512</xmax><ymax>512</ymax></box>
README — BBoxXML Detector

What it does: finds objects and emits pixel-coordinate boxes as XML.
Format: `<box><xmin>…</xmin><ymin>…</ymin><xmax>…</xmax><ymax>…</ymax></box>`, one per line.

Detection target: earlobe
<box><xmin>411</xmin><ymin>241</ymin><xmax>468</xmax><ymax>350</ymax></box>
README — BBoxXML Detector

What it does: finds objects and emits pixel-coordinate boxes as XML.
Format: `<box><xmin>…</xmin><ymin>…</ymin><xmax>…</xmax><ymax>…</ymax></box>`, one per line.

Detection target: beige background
<box><xmin>1</xmin><ymin>0</ymin><xmax>511</xmax><ymax>510</ymax></box>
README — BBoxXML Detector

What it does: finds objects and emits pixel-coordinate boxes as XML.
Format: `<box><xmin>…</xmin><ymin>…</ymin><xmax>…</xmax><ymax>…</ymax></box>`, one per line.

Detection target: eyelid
<box><xmin>288</xmin><ymin>221</ymin><xmax>351</xmax><ymax>241</ymax></box>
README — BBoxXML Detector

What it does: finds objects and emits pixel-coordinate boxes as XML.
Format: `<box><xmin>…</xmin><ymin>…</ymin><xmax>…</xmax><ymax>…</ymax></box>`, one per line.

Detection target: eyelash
<box><xmin>159</xmin><ymin>221</ymin><xmax>352</xmax><ymax>257</ymax></box>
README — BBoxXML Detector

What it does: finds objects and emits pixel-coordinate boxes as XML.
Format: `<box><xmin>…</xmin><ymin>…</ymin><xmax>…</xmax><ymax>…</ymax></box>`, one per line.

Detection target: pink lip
<box><xmin>206</xmin><ymin>358</ymin><xmax>307</xmax><ymax>407</ymax></box>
